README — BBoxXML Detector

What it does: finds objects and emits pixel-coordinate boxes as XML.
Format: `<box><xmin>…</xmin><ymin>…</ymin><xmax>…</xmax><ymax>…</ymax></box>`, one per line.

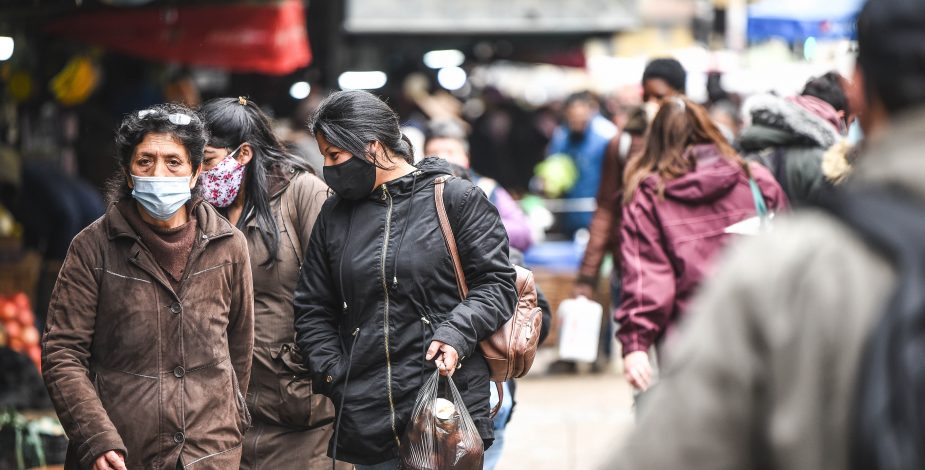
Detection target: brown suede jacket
<box><xmin>43</xmin><ymin>200</ymin><xmax>254</xmax><ymax>470</ymax></box>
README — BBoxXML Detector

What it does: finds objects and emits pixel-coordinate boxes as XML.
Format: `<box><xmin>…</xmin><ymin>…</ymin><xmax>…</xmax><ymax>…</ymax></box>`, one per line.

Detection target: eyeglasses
<box><xmin>137</xmin><ymin>109</ymin><xmax>193</xmax><ymax>125</ymax></box>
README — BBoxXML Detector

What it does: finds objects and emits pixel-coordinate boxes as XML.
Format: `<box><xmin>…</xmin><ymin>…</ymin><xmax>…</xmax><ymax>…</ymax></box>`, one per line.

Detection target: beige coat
<box><xmin>608</xmin><ymin>111</ymin><xmax>925</xmax><ymax>469</ymax></box>
<box><xmin>43</xmin><ymin>200</ymin><xmax>254</xmax><ymax>470</ymax></box>
<box><xmin>242</xmin><ymin>169</ymin><xmax>334</xmax><ymax>430</ymax></box>
<box><xmin>239</xmin><ymin>168</ymin><xmax>348</xmax><ymax>470</ymax></box>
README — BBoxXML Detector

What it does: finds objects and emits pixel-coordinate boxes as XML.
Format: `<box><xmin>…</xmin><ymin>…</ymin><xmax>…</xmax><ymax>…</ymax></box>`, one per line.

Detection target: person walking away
<box><xmin>606</xmin><ymin>1</ymin><xmax>925</xmax><ymax>468</ymax></box>
<box><xmin>737</xmin><ymin>73</ymin><xmax>848</xmax><ymax>206</ymax></box>
<box><xmin>42</xmin><ymin>103</ymin><xmax>254</xmax><ymax>470</ymax></box>
<box><xmin>617</xmin><ymin>97</ymin><xmax>787</xmax><ymax>391</ymax></box>
<box><xmin>569</xmin><ymin>58</ymin><xmax>687</xmax><ymax>373</ymax></box>
<box><xmin>544</xmin><ymin>91</ymin><xmax>617</xmax><ymax>235</ymax></box>
<box><xmin>198</xmin><ymin>97</ymin><xmax>346</xmax><ymax>470</ymax></box>
<box><xmin>293</xmin><ymin>90</ymin><xmax>517</xmax><ymax>470</ymax></box>
<box><xmin>424</xmin><ymin>119</ymin><xmax>533</xmax><ymax>252</ymax></box>
<box><xmin>575</xmin><ymin>58</ymin><xmax>691</xmax><ymax>296</ymax></box>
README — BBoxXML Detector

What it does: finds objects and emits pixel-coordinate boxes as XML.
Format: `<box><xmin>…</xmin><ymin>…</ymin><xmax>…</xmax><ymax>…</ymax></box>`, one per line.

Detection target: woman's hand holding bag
<box><xmin>426</xmin><ymin>341</ymin><xmax>460</xmax><ymax>377</ymax></box>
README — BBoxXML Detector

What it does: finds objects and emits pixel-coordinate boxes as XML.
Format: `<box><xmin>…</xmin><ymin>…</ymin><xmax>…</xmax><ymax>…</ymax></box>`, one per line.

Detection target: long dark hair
<box><xmin>623</xmin><ymin>97</ymin><xmax>743</xmax><ymax>202</ymax></box>
<box><xmin>199</xmin><ymin>97</ymin><xmax>312</xmax><ymax>267</ymax></box>
<box><xmin>309</xmin><ymin>90</ymin><xmax>415</xmax><ymax>168</ymax></box>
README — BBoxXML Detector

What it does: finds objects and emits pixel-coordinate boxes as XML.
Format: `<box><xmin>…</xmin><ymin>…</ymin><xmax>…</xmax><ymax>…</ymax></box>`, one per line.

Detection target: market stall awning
<box><xmin>748</xmin><ymin>0</ymin><xmax>864</xmax><ymax>43</ymax></box>
<box><xmin>44</xmin><ymin>0</ymin><xmax>311</xmax><ymax>75</ymax></box>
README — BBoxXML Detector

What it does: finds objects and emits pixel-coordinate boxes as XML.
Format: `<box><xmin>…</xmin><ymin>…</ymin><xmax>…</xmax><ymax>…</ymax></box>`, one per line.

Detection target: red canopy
<box><xmin>45</xmin><ymin>0</ymin><xmax>311</xmax><ymax>75</ymax></box>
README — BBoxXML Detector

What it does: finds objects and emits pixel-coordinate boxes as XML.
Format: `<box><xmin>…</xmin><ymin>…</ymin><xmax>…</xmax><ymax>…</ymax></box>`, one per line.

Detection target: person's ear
<box><xmin>189</xmin><ymin>165</ymin><xmax>202</xmax><ymax>189</ymax></box>
<box><xmin>124</xmin><ymin>167</ymin><xmax>134</xmax><ymax>189</ymax></box>
<box><xmin>366</xmin><ymin>141</ymin><xmax>385</xmax><ymax>163</ymax></box>
<box><xmin>236</xmin><ymin>143</ymin><xmax>253</xmax><ymax>166</ymax></box>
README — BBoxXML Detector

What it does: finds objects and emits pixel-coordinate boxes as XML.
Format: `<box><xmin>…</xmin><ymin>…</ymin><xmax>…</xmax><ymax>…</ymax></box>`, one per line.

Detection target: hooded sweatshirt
<box><xmin>737</xmin><ymin>94</ymin><xmax>840</xmax><ymax>206</ymax></box>
<box><xmin>617</xmin><ymin>144</ymin><xmax>788</xmax><ymax>356</ymax></box>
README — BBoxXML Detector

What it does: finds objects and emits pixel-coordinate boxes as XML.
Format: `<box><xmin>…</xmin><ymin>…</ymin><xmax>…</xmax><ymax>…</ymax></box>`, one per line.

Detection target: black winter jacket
<box><xmin>293</xmin><ymin>158</ymin><xmax>517</xmax><ymax>465</ymax></box>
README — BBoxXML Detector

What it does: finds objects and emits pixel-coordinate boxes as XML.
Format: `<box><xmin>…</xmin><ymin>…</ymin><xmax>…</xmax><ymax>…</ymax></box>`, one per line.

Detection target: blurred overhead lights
<box><xmin>437</xmin><ymin>67</ymin><xmax>467</xmax><ymax>91</ymax></box>
<box><xmin>0</xmin><ymin>37</ymin><xmax>13</xmax><ymax>61</ymax></box>
<box><xmin>289</xmin><ymin>81</ymin><xmax>311</xmax><ymax>100</ymax></box>
<box><xmin>338</xmin><ymin>71</ymin><xmax>387</xmax><ymax>90</ymax></box>
<box><xmin>424</xmin><ymin>49</ymin><xmax>465</xmax><ymax>69</ymax></box>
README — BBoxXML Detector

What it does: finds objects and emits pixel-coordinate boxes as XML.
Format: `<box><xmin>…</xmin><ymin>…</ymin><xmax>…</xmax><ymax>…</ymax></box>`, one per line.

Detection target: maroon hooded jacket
<box><xmin>617</xmin><ymin>144</ymin><xmax>788</xmax><ymax>356</ymax></box>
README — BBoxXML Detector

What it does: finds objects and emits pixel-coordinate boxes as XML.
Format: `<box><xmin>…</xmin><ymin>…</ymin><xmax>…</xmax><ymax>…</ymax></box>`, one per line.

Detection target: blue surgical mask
<box><xmin>130</xmin><ymin>175</ymin><xmax>192</xmax><ymax>220</ymax></box>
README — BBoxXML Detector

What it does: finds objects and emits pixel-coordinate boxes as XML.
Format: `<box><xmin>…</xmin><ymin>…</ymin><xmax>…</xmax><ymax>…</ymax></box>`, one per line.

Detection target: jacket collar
<box><xmin>106</xmin><ymin>197</ymin><xmax>235</xmax><ymax>242</ymax></box>
<box><xmin>849</xmin><ymin>106</ymin><xmax>925</xmax><ymax>202</ymax></box>
<box><xmin>740</xmin><ymin>93</ymin><xmax>839</xmax><ymax>150</ymax></box>
<box><xmin>241</xmin><ymin>165</ymin><xmax>304</xmax><ymax>228</ymax></box>
<box><xmin>363</xmin><ymin>157</ymin><xmax>452</xmax><ymax>202</ymax></box>
<box><xmin>266</xmin><ymin>163</ymin><xmax>297</xmax><ymax>199</ymax></box>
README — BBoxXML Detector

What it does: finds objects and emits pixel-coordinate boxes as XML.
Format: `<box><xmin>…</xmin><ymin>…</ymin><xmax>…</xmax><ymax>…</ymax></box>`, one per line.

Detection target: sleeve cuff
<box><xmin>621</xmin><ymin>342</ymin><xmax>651</xmax><ymax>357</ymax></box>
<box><xmin>431</xmin><ymin>325</ymin><xmax>471</xmax><ymax>359</ymax></box>
<box><xmin>576</xmin><ymin>274</ymin><xmax>598</xmax><ymax>288</ymax></box>
<box><xmin>78</xmin><ymin>430</ymin><xmax>127</xmax><ymax>469</ymax></box>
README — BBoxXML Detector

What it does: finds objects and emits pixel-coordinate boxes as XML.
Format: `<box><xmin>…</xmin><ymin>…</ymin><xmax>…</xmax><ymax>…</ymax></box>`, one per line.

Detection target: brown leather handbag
<box><xmin>434</xmin><ymin>176</ymin><xmax>543</xmax><ymax>417</ymax></box>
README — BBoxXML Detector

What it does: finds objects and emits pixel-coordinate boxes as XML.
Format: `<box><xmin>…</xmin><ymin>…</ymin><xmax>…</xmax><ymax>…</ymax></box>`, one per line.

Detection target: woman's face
<box><xmin>202</xmin><ymin>143</ymin><xmax>250</xmax><ymax>172</ymax></box>
<box><xmin>316</xmin><ymin>133</ymin><xmax>355</xmax><ymax>167</ymax></box>
<box><xmin>425</xmin><ymin>137</ymin><xmax>470</xmax><ymax>169</ymax></box>
<box><xmin>129</xmin><ymin>132</ymin><xmax>200</xmax><ymax>188</ymax></box>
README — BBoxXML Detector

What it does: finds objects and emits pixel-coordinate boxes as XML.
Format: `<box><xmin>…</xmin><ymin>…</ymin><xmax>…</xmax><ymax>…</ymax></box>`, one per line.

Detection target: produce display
<box><xmin>0</xmin><ymin>292</ymin><xmax>41</xmax><ymax>371</ymax></box>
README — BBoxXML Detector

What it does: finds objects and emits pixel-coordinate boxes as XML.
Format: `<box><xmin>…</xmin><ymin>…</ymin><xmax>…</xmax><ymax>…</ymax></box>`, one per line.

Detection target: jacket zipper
<box><xmin>380</xmin><ymin>184</ymin><xmax>401</xmax><ymax>447</ymax></box>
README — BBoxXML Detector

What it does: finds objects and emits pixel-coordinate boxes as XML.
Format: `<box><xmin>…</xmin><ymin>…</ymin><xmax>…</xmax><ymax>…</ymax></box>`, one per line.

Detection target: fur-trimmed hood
<box><xmin>738</xmin><ymin>94</ymin><xmax>839</xmax><ymax>151</ymax></box>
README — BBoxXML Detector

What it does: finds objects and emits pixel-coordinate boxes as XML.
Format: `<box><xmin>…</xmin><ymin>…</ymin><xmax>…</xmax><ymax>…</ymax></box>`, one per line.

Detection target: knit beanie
<box><xmin>642</xmin><ymin>58</ymin><xmax>687</xmax><ymax>94</ymax></box>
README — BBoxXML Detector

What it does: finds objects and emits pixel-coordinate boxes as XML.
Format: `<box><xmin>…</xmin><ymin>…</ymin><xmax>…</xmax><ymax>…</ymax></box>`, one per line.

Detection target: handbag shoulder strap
<box><xmin>434</xmin><ymin>176</ymin><xmax>469</xmax><ymax>299</ymax></box>
<box><xmin>749</xmin><ymin>176</ymin><xmax>769</xmax><ymax>219</ymax></box>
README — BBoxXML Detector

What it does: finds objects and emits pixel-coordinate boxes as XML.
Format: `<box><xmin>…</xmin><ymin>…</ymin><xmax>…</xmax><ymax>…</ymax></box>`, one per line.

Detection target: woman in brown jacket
<box><xmin>198</xmin><ymin>98</ymin><xmax>345</xmax><ymax>469</ymax></box>
<box><xmin>42</xmin><ymin>103</ymin><xmax>255</xmax><ymax>470</ymax></box>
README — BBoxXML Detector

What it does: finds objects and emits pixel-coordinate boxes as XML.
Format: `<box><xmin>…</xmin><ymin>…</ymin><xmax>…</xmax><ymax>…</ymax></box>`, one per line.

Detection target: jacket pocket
<box><xmin>229</xmin><ymin>366</ymin><xmax>252</xmax><ymax>434</ymax></box>
<box><xmin>274</xmin><ymin>344</ymin><xmax>336</xmax><ymax>428</ymax></box>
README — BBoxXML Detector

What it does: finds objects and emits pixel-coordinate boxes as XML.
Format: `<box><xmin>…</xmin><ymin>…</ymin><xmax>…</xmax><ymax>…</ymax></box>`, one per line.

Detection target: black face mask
<box><xmin>323</xmin><ymin>156</ymin><xmax>377</xmax><ymax>200</ymax></box>
<box><xmin>568</xmin><ymin>130</ymin><xmax>585</xmax><ymax>143</ymax></box>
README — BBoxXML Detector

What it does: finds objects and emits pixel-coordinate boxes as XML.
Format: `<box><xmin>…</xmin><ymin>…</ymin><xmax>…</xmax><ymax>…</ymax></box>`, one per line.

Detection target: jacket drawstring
<box><xmin>391</xmin><ymin>171</ymin><xmax>420</xmax><ymax>288</ymax></box>
<box><xmin>332</xmin><ymin>327</ymin><xmax>360</xmax><ymax>470</ymax></box>
<box><xmin>420</xmin><ymin>312</ymin><xmax>433</xmax><ymax>385</ymax></box>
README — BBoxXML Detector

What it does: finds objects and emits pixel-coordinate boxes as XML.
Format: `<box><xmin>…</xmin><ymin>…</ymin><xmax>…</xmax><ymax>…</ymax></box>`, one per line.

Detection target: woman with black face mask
<box><xmin>293</xmin><ymin>90</ymin><xmax>517</xmax><ymax>470</ymax></box>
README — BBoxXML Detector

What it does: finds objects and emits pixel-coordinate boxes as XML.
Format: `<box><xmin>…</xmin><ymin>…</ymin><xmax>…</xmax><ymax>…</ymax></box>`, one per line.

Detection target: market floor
<box><xmin>494</xmin><ymin>350</ymin><xmax>636</xmax><ymax>470</ymax></box>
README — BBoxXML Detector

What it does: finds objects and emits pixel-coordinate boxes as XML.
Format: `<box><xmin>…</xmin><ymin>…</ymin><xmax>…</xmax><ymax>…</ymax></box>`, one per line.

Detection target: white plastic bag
<box><xmin>557</xmin><ymin>296</ymin><xmax>604</xmax><ymax>363</ymax></box>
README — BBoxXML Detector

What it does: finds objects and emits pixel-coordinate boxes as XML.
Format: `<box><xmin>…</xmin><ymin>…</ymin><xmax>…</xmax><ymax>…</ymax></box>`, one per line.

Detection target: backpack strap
<box><xmin>817</xmin><ymin>188</ymin><xmax>925</xmax><ymax>469</ymax></box>
<box><xmin>435</xmin><ymin>176</ymin><xmax>505</xmax><ymax>418</ymax></box>
<box><xmin>434</xmin><ymin>176</ymin><xmax>469</xmax><ymax>298</ymax></box>
<box><xmin>749</xmin><ymin>177</ymin><xmax>769</xmax><ymax>220</ymax></box>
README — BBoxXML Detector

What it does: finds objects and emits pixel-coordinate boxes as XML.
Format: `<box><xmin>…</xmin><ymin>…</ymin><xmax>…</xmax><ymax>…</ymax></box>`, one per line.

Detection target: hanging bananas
<box><xmin>50</xmin><ymin>56</ymin><xmax>100</xmax><ymax>106</ymax></box>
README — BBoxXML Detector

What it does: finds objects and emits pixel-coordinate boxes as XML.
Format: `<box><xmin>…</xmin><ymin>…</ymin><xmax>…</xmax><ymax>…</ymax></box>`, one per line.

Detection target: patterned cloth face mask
<box><xmin>202</xmin><ymin>145</ymin><xmax>246</xmax><ymax>208</ymax></box>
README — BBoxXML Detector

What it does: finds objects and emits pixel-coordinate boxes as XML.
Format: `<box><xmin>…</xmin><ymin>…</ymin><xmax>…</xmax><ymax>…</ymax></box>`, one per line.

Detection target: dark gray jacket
<box><xmin>737</xmin><ymin>94</ymin><xmax>839</xmax><ymax>206</ymax></box>
<box><xmin>293</xmin><ymin>157</ymin><xmax>517</xmax><ymax>465</ymax></box>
